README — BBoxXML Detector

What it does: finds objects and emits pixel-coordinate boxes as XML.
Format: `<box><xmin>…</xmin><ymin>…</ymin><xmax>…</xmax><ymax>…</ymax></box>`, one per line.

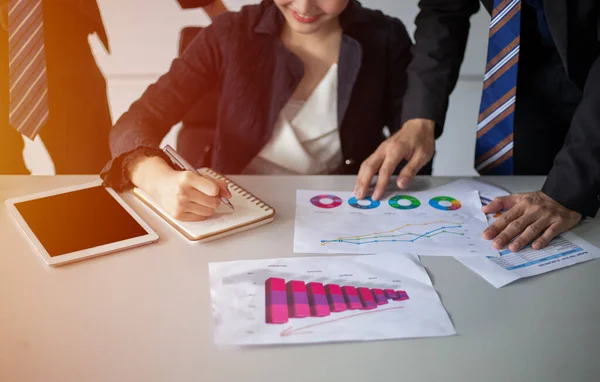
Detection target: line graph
<box><xmin>295</xmin><ymin>189</ymin><xmax>496</xmax><ymax>257</ymax></box>
<box><xmin>320</xmin><ymin>220</ymin><xmax>465</xmax><ymax>246</ymax></box>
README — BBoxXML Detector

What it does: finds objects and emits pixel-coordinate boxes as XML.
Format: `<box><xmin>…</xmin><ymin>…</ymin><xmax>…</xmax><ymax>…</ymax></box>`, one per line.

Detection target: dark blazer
<box><xmin>177</xmin><ymin>26</ymin><xmax>219</xmax><ymax>132</ymax></box>
<box><xmin>408</xmin><ymin>0</ymin><xmax>600</xmax><ymax>217</ymax></box>
<box><xmin>102</xmin><ymin>0</ymin><xmax>416</xmax><ymax>189</ymax></box>
<box><xmin>176</xmin><ymin>26</ymin><xmax>220</xmax><ymax>168</ymax></box>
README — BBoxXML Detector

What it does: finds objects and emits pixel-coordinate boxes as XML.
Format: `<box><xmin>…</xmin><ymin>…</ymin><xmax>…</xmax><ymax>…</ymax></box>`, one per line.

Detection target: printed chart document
<box><xmin>209</xmin><ymin>253</ymin><xmax>455</xmax><ymax>346</ymax></box>
<box><xmin>451</xmin><ymin>179</ymin><xmax>600</xmax><ymax>288</ymax></box>
<box><xmin>293</xmin><ymin>183</ymin><xmax>497</xmax><ymax>257</ymax></box>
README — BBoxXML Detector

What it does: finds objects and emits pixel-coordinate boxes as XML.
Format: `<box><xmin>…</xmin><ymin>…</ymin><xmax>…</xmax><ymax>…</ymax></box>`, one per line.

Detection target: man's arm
<box><xmin>482</xmin><ymin>56</ymin><xmax>600</xmax><ymax>251</ymax></box>
<box><xmin>354</xmin><ymin>0</ymin><xmax>479</xmax><ymax>199</ymax></box>
<box><xmin>542</xmin><ymin>57</ymin><xmax>600</xmax><ymax>217</ymax></box>
<box><xmin>402</xmin><ymin>0</ymin><xmax>480</xmax><ymax>133</ymax></box>
<box><xmin>101</xmin><ymin>20</ymin><xmax>226</xmax><ymax>190</ymax></box>
<box><xmin>356</xmin><ymin>16</ymin><xmax>433</xmax><ymax>200</ymax></box>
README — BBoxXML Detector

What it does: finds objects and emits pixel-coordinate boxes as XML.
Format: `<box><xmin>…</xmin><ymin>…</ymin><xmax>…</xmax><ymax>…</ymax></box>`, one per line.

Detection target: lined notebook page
<box><xmin>133</xmin><ymin>168</ymin><xmax>274</xmax><ymax>241</ymax></box>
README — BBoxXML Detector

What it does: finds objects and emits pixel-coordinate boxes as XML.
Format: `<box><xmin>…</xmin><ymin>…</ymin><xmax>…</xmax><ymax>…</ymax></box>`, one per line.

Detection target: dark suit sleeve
<box><xmin>401</xmin><ymin>0</ymin><xmax>480</xmax><ymax>138</ymax></box>
<box><xmin>542</xmin><ymin>56</ymin><xmax>600</xmax><ymax>217</ymax></box>
<box><xmin>384</xmin><ymin>16</ymin><xmax>412</xmax><ymax>134</ymax></box>
<box><xmin>101</xmin><ymin>18</ymin><xmax>227</xmax><ymax>190</ymax></box>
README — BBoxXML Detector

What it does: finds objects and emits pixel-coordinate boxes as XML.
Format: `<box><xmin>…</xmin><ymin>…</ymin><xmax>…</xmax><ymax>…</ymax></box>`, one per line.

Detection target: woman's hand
<box><xmin>128</xmin><ymin>155</ymin><xmax>231</xmax><ymax>221</ymax></box>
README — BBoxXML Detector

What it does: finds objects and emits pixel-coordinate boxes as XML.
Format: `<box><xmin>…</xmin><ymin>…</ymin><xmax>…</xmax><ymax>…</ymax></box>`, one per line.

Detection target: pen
<box><xmin>162</xmin><ymin>144</ymin><xmax>235</xmax><ymax>210</ymax></box>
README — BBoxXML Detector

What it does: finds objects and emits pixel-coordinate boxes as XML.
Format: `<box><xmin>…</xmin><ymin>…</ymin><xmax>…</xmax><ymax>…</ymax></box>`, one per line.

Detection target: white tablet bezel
<box><xmin>4</xmin><ymin>180</ymin><xmax>159</xmax><ymax>266</ymax></box>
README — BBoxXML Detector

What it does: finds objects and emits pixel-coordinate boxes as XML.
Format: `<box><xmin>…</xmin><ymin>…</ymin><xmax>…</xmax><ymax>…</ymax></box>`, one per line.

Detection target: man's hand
<box><xmin>354</xmin><ymin>118</ymin><xmax>435</xmax><ymax>200</ymax></box>
<box><xmin>482</xmin><ymin>191</ymin><xmax>582</xmax><ymax>251</ymax></box>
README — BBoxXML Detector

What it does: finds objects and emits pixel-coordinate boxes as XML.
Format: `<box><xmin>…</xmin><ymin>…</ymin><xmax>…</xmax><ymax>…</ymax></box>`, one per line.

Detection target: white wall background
<box><xmin>24</xmin><ymin>0</ymin><xmax>489</xmax><ymax>176</ymax></box>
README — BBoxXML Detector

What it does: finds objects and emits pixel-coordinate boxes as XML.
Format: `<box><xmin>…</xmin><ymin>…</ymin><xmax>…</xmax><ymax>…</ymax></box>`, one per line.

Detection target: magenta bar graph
<box><xmin>307</xmin><ymin>282</ymin><xmax>331</xmax><ymax>317</ymax></box>
<box><xmin>265</xmin><ymin>277</ymin><xmax>289</xmax><ymax>324</ymax></box>
<box><xmin>265</xmin><ymin>279</ymin><xmax>410</xmax><ymax>324</ymax></box>
<box><xmin>325</xmin><ymin>284</ymin><xmax>347</xmax><ymax>312</ymax></box>
<box><xmin>342</xmin><ymin>286</ymin><xmax>363</xmax><ymax>310</ymax></box>
<box><xmin>357</xmin><ymin>287</ymin><xmax>377</xmax><ymax>310</ymax></box>
<box><xmin>286</xmin><ymin>281</ymin><xmax>310</xmax><ymax>318</ymax></box>
<box><xmin>371</xmin><ymin>288</ymin><xmax>388</xmax><ymax>305</ymax></box>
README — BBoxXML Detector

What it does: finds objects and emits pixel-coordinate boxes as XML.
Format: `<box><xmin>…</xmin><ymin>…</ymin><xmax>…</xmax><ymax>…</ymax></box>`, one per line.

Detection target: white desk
<box><xmin>1</xmin><ymin>176</ymin><xmax>599</xmax><ymax>382</ymax></box>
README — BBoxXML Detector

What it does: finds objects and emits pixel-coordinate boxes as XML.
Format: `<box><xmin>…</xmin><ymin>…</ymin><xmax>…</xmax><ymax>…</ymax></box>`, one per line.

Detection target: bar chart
<box><xmin>210</xmin><ymin>253</ymin><xmax>456</xmax><ymax>345</ymax></box>
<box><xmin>265</xmin><ymin>277</ymin><xmax>410</xmax><ymax>324</ymax></box>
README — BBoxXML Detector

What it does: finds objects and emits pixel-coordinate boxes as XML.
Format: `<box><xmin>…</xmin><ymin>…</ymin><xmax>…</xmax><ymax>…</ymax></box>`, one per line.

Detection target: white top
<box><xmin>244</xmin><ymin>64</ymin><xmax>342</xmax><ymax>175</ymax></box>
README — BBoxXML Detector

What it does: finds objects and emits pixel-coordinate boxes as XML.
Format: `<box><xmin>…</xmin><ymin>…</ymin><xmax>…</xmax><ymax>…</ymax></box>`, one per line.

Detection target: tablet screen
<box><xmin>14</xmin><ymin>186</ymin><xmax>149</xmax><ymax>257</ymax></box>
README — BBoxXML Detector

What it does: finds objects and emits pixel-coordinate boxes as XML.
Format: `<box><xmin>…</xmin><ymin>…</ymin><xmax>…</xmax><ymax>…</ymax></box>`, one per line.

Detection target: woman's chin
<box><xmin>286</xmin><ymin>18</ymin><xmax>333</xmax><ymax>35</ymax></box>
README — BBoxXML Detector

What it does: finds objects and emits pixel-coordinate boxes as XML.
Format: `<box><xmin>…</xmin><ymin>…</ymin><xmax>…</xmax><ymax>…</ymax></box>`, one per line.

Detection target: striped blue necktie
<box><xmin>8</xmin><ymin>0</ymin><xmax>49</xmax><ymax>140</ymax></box>
<box><xmin>475</xmin><ymin>0</ymin><xmax>522</xmax><ymax>175</ymax></box>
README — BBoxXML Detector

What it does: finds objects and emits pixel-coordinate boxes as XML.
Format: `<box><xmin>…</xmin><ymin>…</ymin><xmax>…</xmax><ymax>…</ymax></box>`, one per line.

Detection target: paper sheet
<box><xmin>293</xmin><ymin>183</ymin><xmax>498</xmax><ymax>257</ymax></box>
<box><xmin>450</xmin><ymin>179</ymin><xmax>600</xmax><ymax>288</ymax></box>
<box><xmin>209</xmin><ymin>253</ymin><xmax>456</xmax><ymax>346</ymax></box>
<box><xmin>133</xmin><ymin>168</ymin><xmax>273</xmax><ymax>238</ymax></box>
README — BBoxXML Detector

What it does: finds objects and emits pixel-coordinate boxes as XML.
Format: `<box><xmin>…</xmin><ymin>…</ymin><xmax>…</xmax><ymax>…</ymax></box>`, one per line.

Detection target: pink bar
<box><xmin>307</xmin><ymin>282</ymin><xmax>330</xmax><ymax>317</ymax></box>
<box><xmin>286</xmin><ymin>280</ymin><xmax>310</xmax><ymax>318</ymax></box>
<box><xmin>357</xmin><ymin>287</ymin><xmax>377</xmax><ymax>310</ymax></box>
<box><xmin>267</xmin><ymin>305</ymin><xmax>289</xmax><ymax>324</ymax></box>
<box><xmin>394</xmin><ymin>290</ymin><xmax>410</xmax><ymax>301</ymax></box>
<box><xmin>384</xmin><ymin>289</ymin><xmax>398</xmax><ymax>300</ymax></box>
<box><xmin>267</xmin><ymin>277</ymin><xmax>286</xmax><ymax>291</ymax></box>
<box><xmin>325</xmin><ymin>284</ymin><xmax>347</xmax><ymax>312</ymax></box>
<box><xmin>288</xmin><ymin>280</ymin><xmax>306</xmax><ymax>292</ymax></box>
<box><xmin>265</xmin><ymin>277</ymin><xmax>288</xmax><ymax>324</ymax></box>
<box><xmin>342</xmin><ymin>286</ymin><xmax>362</xmax><ymax>310</ymax></box>
<box><xmin>371</xmin><ymin>288</ymin><xmax>388</xmax><ymax>305</ymax></box>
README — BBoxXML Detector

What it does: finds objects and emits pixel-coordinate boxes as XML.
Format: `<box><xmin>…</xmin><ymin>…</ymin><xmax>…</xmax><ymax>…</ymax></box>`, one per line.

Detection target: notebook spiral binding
<box><xmin>203</xmin><ymin>169</ymin><xmax>274</xmax><ymax>212</ymax></box>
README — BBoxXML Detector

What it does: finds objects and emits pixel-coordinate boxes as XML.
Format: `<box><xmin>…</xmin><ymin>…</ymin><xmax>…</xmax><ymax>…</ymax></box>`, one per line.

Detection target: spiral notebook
<box><xmin>132</xmin><ymin>168</ymin><xmax>275</xmax><ymax>242</ymax></box>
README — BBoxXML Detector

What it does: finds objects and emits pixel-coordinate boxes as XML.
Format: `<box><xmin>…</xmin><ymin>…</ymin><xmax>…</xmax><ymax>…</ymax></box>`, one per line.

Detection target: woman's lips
<box><xmin>291</xmin><ymin>10</ymin><xmax>322</xmax><ymax>24</ymax></box>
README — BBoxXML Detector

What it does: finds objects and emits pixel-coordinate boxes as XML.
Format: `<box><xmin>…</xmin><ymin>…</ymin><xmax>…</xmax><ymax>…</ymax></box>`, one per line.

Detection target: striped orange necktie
<box><xmin>8</xmin><ymin>0</ymin><xmax>49</xmax><ymax>140</ymax></box>
<box><xmin>475</xmin><ymin>0</ymin><xmax>522</xmax><ymax>175</ymax></box>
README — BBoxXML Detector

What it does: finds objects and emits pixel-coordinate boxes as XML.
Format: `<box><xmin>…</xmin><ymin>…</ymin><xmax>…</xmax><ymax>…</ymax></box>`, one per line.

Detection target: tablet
<box><xmin>5</xmin><ymin>180</ymin><xmax>159</xmax><ymax>266</ymax></box>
